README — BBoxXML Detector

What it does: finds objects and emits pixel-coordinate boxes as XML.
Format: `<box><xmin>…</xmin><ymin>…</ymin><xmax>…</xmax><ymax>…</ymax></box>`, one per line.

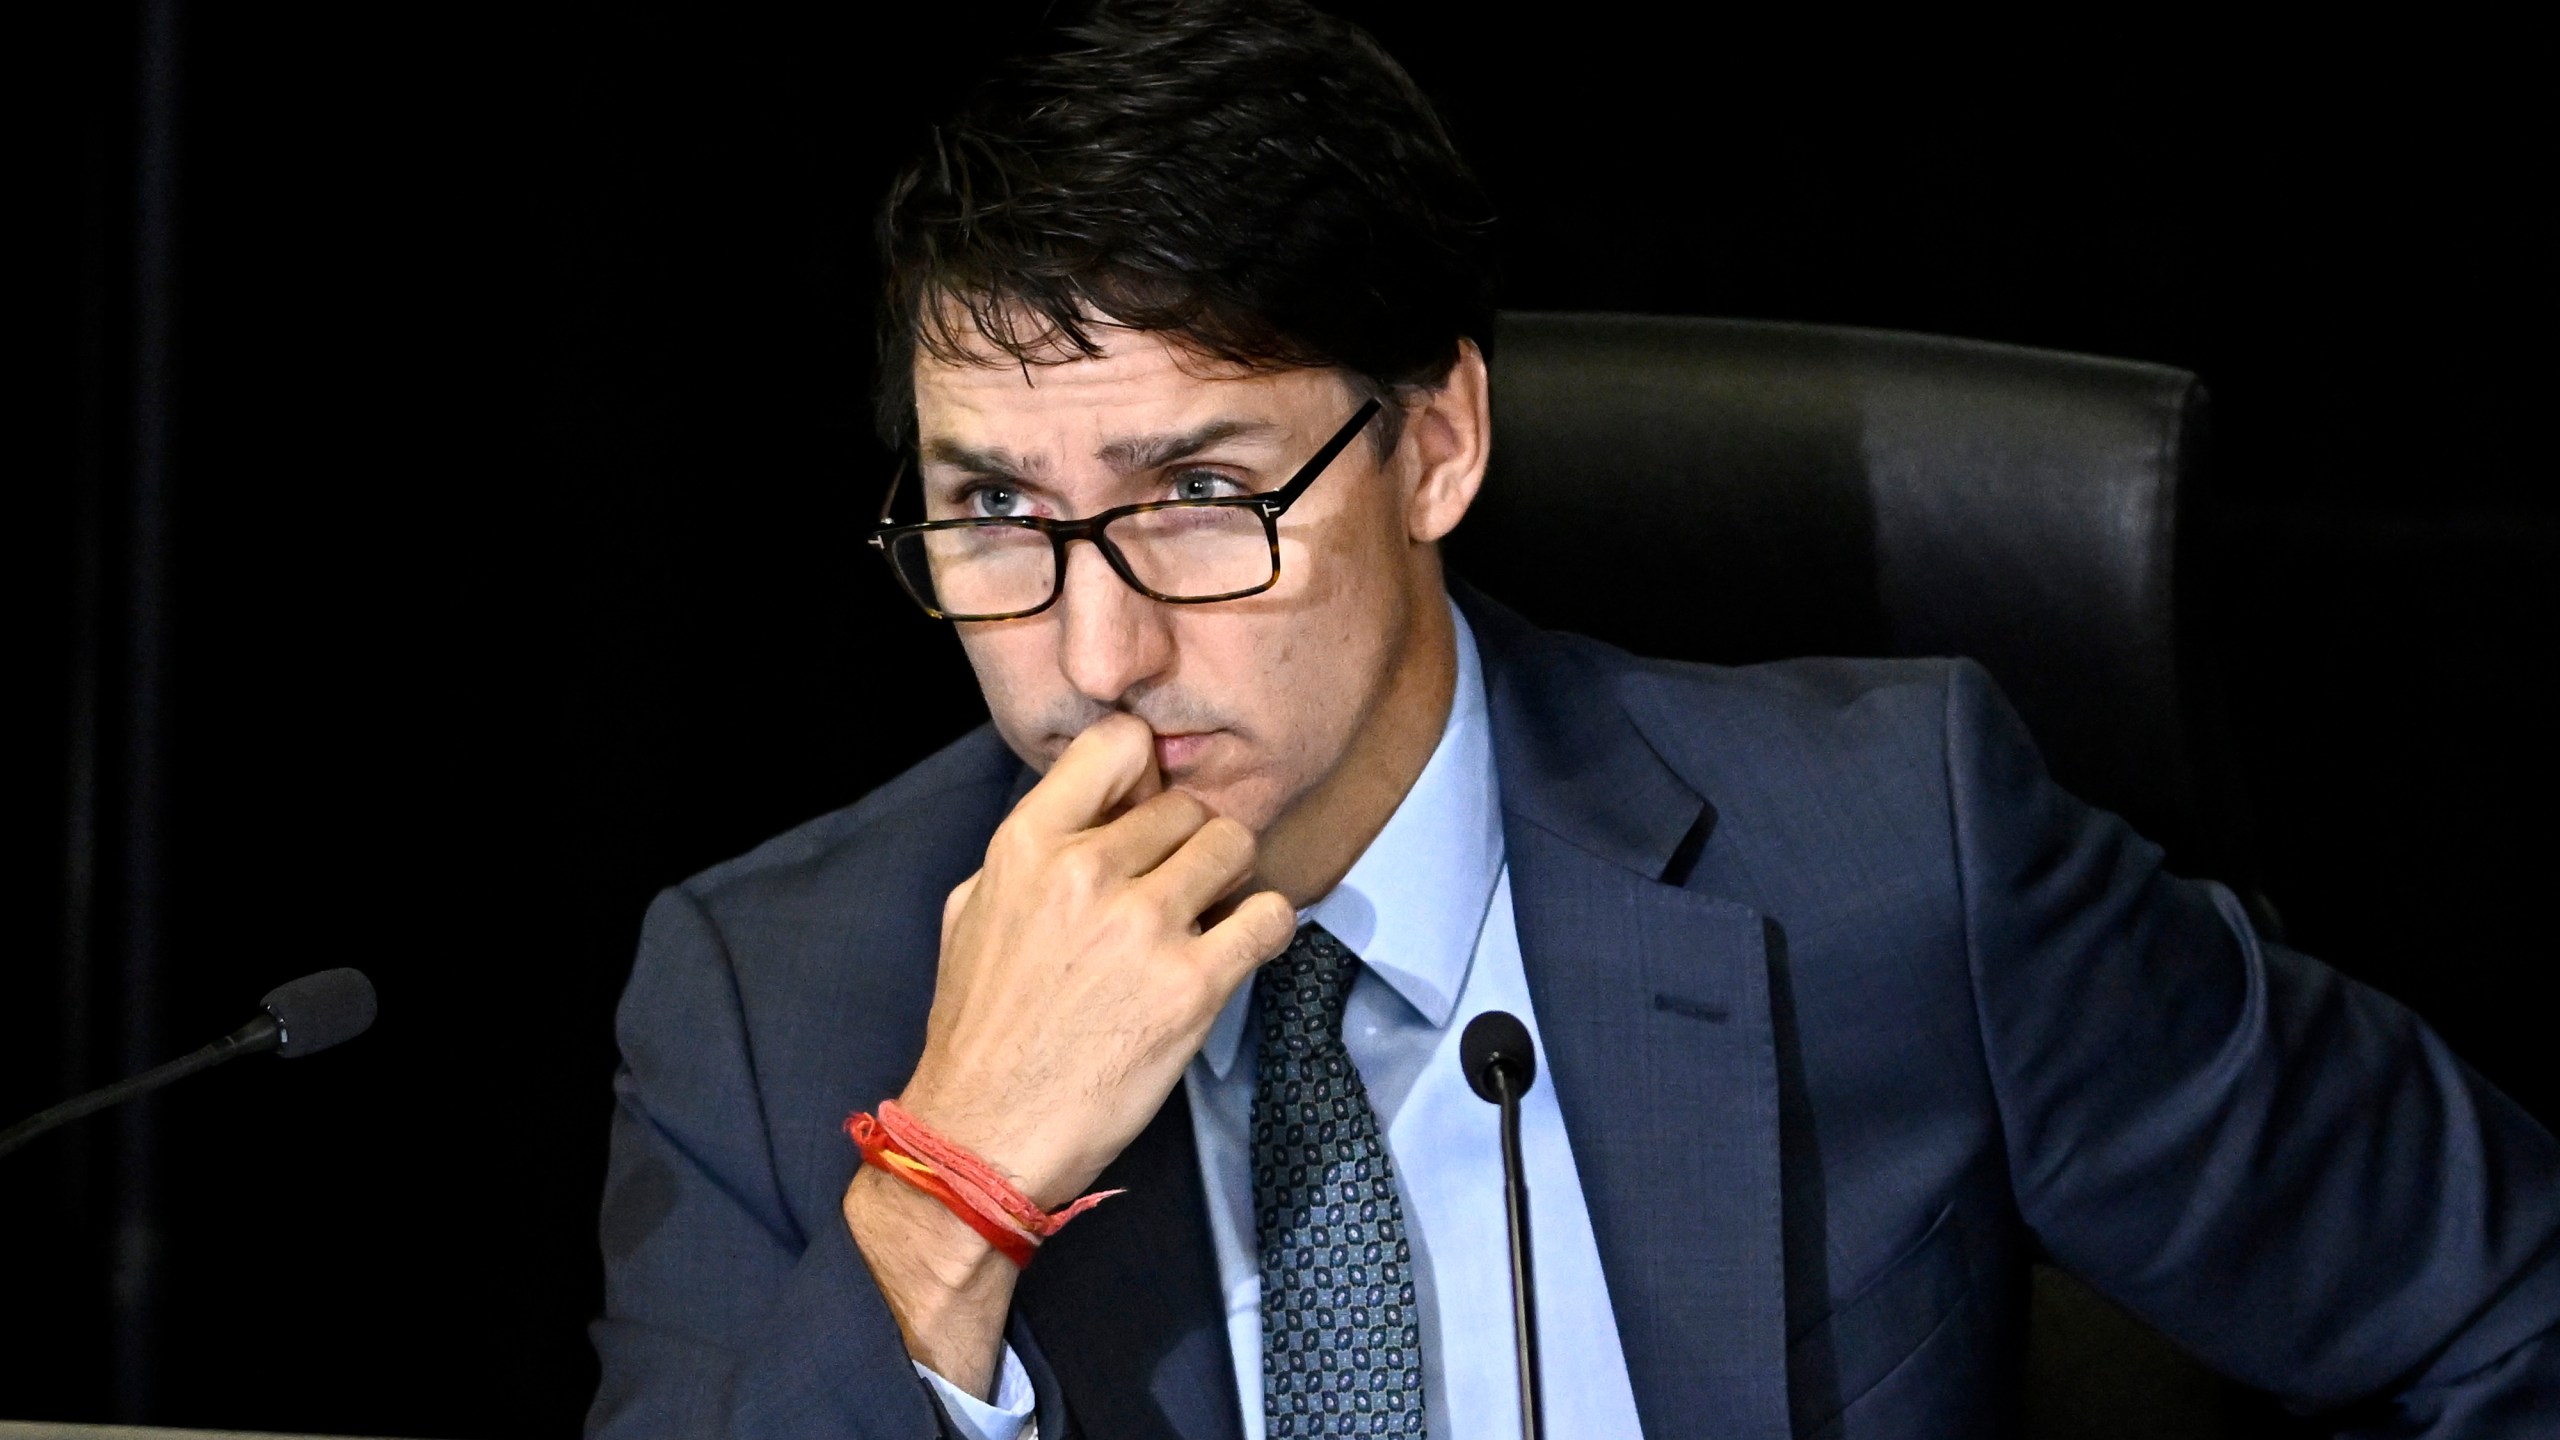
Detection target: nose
<box><xmin>1053</xmin><ymin>537</ymin><xmax>1174</xmax><ymax>707</ymax></box>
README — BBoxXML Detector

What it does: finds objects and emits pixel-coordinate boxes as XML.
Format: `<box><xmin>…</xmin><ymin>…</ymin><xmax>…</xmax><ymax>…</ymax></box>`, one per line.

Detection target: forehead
<box><xmin>912</xmin><ymin>328</ymin><xmax>1352</xmax><ymax>447</ymax></box>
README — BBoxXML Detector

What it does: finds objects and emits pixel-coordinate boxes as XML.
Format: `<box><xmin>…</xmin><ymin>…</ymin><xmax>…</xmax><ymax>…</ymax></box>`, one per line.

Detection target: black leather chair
<box><xmin>1452</xmin><ymin>311</ymin><xmax>2292</xmax><ymax>1439</ymax></box>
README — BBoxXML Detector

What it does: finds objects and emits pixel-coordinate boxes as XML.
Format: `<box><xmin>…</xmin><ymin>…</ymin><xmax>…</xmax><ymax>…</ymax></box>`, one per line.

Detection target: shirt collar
<box><xmin>1201</xmin><ymin>600</ymin><xmax>1502</xmax><ymax>1078</ymax></box>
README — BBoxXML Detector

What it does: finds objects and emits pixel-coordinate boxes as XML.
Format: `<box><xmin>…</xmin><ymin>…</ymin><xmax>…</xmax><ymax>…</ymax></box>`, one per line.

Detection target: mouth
<box><xmin>1151</xmin><ymin>730</ymin><xmax>1219</xmax><ymax>776</ymax></box>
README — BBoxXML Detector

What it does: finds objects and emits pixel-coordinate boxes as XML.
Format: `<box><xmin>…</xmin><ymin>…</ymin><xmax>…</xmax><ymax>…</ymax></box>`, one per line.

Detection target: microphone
<box><xmin>1462</xmin><ymin>1009</ymin><xmax>1544</xmax><ymax>1440</ymax></box>
<box><xmin>0</xmin><ymin>968</ymin><xmax>377</xmax><ymax>1162</ymax></box>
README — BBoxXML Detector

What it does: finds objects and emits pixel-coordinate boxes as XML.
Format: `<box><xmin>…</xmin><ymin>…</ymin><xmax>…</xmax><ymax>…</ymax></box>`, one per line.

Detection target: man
<box><xmin>587</xmin><ymin>2</ymin><xmax>2560</xmax><ymax>1436</ymax></box>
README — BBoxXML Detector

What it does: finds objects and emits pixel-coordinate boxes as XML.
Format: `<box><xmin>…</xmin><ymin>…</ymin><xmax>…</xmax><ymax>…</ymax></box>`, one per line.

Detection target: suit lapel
<box><xmin>1000</xmin><ymin>591</ymin><xmax>1791</xmax><ymax>1438</ymax></box>
<box><xmin>1015</xmin><ymin>1082</ymin><xmax>1243</xmax><ymax>1440</ymax></box>
<box><xmin>1465</xmin><ymin>587</ymin><xmax>1794</xmax><ymax>1440</ymax></box>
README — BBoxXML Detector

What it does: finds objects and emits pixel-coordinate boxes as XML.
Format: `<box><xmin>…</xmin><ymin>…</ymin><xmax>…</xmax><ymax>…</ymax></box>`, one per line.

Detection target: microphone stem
<box><xmin>1496</xmin><ymin>1067</ymin><xmax>1542</xmax><ymax>1440</ymax></box>
<box><xmin>0</xmin><ymin>1014</ymin><xmax>279</xmax><ymax>1162</ymax></box>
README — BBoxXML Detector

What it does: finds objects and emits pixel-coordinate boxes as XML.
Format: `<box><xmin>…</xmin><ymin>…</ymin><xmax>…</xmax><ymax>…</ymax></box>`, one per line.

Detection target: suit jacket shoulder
<box><xmin>672</xmin><ymin>724</ymin><xmax>1026</xmax><ymax>1231</ymax></box>
<box><xmin>590</xmin><ymin>723</ymin><xmax>1038</xmax><ymax>1440</ymax></box>
<box><xmin>682</xmin><ymin>723</ymin><xmax>1021</xmax><ymax>921</ymax></box>
<box><xmin>1464</xmin><ymin>596</ymin><xmax>2560</xmax><ymax>1433</ymax></box>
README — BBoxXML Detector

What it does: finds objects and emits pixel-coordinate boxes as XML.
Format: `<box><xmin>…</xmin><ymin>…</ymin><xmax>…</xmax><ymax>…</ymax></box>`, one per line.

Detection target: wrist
<box><xmin>844</xmin><ymin>1166</ymin><xmax>1016</xmax><ymax>1396</ymax></box>
<box><xmin>845</xmin><ymin>1164</ymin><xmax>1016</xmax><ymax>1297</ymax></box>
<box><xmin>890</xmin><ymin>1082</ymin><xmax>1086</xmax><ymax>1209</ymax></box>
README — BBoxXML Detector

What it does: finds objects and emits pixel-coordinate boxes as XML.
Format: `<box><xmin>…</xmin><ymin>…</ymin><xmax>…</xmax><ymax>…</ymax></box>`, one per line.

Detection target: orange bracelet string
<box><xmin>846</xmin><ymin>1100</ymin><xmax>1122</xmax><ymax>1268</ymax></box>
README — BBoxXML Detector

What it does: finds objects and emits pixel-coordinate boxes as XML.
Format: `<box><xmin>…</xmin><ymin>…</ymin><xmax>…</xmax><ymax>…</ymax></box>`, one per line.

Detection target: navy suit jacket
<box><xmin>589</xmin><ymin>590</ymin><xmax>2560</xmax><ymax>1438</ymax></box>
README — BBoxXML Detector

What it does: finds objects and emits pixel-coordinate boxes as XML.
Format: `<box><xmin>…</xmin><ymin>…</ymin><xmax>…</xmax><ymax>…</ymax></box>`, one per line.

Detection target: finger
<box><xmin>1104</xmin><ymin>738</ymin><xmax>1165</xmax><ymax>822</ymax></box>
<box><xmin>1194</xmin><ymin>889</ymin><xmax>1297</xmax><ymax>983</ymax></box>
<box><xmin>1011</xmin><ymin>713</ymin><xmax>1158</xmax><ymax>837</ymax></box>
<box><xmin>1085</xmin><ymin>789</ymin><xmax>1213</xmax><ymax>878</ymax></box>
<box><xmin>1136</xmin><ymin>814</ymin><xmax>1260</xmax><ymax>918</ymax></box>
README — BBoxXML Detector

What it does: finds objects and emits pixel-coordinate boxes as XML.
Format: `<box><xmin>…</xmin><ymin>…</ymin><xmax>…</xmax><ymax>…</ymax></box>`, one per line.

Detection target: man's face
<box><xmin>912</xmin><ymin>328</ymin><xmax>1473</xmax><ymax>842</ymax></box>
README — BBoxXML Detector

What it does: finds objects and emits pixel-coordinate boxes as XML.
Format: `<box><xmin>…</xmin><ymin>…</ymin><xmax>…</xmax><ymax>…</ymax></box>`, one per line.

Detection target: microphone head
<box><xmin>1460</xmin><ymin>1009</ymin><xmax>1537</xmax><ymax>1104</ymax></box>
<box><xmin>261</xmin><ymin>968</ymin><xmax>378</xmax><ymax>1058</ymax></box>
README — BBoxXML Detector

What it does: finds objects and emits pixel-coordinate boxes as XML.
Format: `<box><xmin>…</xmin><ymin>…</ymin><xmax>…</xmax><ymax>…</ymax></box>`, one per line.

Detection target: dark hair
<box><xmin>874</xmin><ymin>0</ymin><xmax>1494</xmax><ymax>454</ymax></box>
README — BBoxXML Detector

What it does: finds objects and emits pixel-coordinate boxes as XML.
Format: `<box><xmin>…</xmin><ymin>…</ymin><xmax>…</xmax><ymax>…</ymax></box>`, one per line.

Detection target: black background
<box><xmin>10</xmin><ymin>5</ymin><xmax>2552</xmax><ymax>1434</ymax></box>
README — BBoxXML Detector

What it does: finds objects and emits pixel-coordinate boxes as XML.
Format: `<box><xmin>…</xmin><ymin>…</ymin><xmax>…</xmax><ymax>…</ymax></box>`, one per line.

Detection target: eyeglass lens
<box><xmin>885</xmin><ymin>503</ymin><xmax>1275</xmax><ymax>617</ymax></box>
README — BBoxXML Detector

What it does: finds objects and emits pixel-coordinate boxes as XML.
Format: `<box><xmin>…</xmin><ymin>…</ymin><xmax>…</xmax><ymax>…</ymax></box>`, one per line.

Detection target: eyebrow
<box><xmin>1096</xmin><ymin>417</ymin><xmax>1283</xmax><ymax>474</ymax></box>
<box><xmin>918</xmin><ymin>417</ymin><xmax>1285</xmax><ymax>486</ymax></box>
<box><xmin>917</xmin><ymin>438</ymin><xmax>1050</xmax><ymax>482</ymax></box>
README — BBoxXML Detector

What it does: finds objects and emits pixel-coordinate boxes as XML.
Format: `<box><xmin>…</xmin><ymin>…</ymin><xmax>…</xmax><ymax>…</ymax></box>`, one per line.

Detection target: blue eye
<box><xmin>968</xmin><ymin>485</ymin><xmax>1025</xmax><ymax>517</ymax></box>
<box><xmin>1170</xmin><ymin>470</ymin><xmax>1244</xmax><ymax>502</ymax></box>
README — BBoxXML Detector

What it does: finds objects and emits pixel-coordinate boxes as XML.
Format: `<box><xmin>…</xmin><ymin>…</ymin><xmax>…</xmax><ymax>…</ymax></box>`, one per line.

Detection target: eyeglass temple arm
<box><xmin>876</xmin><ymin>460</ymin><xmax>907</xmax><ymax>527</ymax></box>
<box><xmin>1264</xmin><ymin>398</ymin><xmax>1384</xmax><ymax>510</ymax></box>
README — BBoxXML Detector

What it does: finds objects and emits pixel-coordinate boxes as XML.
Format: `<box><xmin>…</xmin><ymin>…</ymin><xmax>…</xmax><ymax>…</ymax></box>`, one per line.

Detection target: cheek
<box><xmin>957</xmin><ymin>625</ymin><xmax>1062</xmax><ymax>752</ymax></box>
<box><xmin>1221</xmin><ymin>551</ymin><xmax>1398</xmax><ymax>757</ymax></box>
<box><xmin>1279</xmin><ymin>513</ymin><xmax>1409</xmax><ymax>673</ymax></box>
<box><xmin>1156</xmin><ymin>618</ymin><xmax>1312</xmax><ymax>802</ymax></box>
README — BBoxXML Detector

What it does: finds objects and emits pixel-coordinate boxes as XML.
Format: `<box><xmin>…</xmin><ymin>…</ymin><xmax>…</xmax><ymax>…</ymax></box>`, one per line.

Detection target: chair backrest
<box><xmin>1458</xmin><ymin>316</ymin><xmax>2287</xmax><ymax>1436</ymax></box>
<box><xmin>1451</xmin><ymin>311</ymin><xmax>2238</xmax><ymax>877</ymax></box>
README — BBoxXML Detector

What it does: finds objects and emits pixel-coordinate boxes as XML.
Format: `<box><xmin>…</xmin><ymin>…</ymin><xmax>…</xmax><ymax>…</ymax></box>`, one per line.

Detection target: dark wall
<box><xmin>10</xmin><ymin>5</ymin><xmax>2550</xmax><ymax>1434</ymax></box>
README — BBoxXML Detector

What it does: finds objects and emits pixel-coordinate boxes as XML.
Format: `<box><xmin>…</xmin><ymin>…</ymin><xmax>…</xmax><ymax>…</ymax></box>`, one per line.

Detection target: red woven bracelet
<box><xmin>846</xmin><ymin>1101</ymin><xmax>1122</xmax><ymax>1268</ymax></box>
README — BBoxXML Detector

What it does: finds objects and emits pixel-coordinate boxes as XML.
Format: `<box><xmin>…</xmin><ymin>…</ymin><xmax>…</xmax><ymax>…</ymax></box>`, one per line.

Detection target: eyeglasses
<box><xmin>870</xmin><ymin>398</ymin><xmax>1382</xmax><ymax>622</ymax></box>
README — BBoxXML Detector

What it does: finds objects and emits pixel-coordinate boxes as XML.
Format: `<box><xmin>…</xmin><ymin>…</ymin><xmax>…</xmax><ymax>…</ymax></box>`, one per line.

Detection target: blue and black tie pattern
<box><xmin>1252</xmin><ymin>922</ymin><xmax>1425</xmax><ymax>1437</ymax></box>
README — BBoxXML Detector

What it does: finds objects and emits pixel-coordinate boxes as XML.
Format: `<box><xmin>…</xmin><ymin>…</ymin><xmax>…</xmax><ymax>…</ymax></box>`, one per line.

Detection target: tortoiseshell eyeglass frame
<box><xmin>868</xmin><ymin>397</ymin><xmax>1383</xmax><ymax>621</ymax></box>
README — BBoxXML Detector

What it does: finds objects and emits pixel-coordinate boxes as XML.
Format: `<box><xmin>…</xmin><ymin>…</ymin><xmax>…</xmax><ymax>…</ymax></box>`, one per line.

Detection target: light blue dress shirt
<box><xmin>924</xmin><ymin>605</ymin><xmax>1646</xmax><ymax>1438</ymax></box>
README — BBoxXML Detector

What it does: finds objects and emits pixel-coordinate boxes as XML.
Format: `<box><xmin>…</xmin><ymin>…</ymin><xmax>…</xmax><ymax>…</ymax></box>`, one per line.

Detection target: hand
<box><xmin>843</xmin><ymin>712</ymin><xmax>1294</xmax><ymax>1395</ymax></box>
<box><xmin>905</xmin><ymin>711</ymin><xmax>1296</xmax><ymax>1203</ymax></box>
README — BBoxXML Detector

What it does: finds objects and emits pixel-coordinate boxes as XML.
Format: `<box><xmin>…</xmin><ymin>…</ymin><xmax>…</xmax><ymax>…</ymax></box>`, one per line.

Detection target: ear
<box><xmin>1400</xmin><ymin>338</ymin><xmax>1491</xmax><ymax>545</ymax></box>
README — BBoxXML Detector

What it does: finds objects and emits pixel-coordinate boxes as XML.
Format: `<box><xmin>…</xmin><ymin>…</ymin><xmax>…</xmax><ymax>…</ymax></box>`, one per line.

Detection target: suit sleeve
<box><xmin>1943</xmin><ymin>660</ymin><xmax>2560</xmax><ymax>1434</ymax></box>
<box><xmin>586</xmin><ymin>884</ymin><xmax>964</xmax><ymax>1439</ymax></box>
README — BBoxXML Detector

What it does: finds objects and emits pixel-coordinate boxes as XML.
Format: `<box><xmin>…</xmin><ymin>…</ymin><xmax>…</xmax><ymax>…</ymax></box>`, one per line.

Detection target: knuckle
<box><xmin>987</xmin><ymin>819</ymin><xmax>1035</xmax><ymax>868</ymax></box>
<box><xmin>1091</xmin><ymin>901</ymin><xmax>1144</xmax><ymax>952</ymax></box>
<box><xmin>1053</xmin><ymin>842</ymin><xmax>1105</xmax><ymax>889</ymax></box>
<box><xmin>1212</xmin><ymin>821</ymin><xmax>1260</xmax><ymax>872</ymax></box>
<box><xmin>1198</xmin><ymin>814</ymin><xmax>1252</xmax><ymax>855</ymax></box>
<box><xmin>1157</xmin><ymin>789</ymin><xmax>1211</xmax><ymax>828</ymax></box>
<box><xmin>1088</xmin><ymin>712</ymin><xmax>1146</xmax><ymax>753</ymax></box>
<box><xmin>1251</xmin><ymin>894</ymin><xmax>1295</xmax><ymax>947</ymax></box>
<box><xmin>1130</xmin><ymin>790</ymin><xmax>1195</xmax><ymax>831</ymax></box>
<box><xmin>1176</xmin><ymin>965</ymin><xmax>1224</xmax><ymax>1016</ymax></box>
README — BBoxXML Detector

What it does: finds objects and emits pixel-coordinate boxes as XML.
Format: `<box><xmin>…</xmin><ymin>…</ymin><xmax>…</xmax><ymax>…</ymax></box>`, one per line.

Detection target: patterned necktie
<box><xmin>1251</xmin><ymin>922</ymin><xmax>1425</xmax><ymax>1437</ymax></box>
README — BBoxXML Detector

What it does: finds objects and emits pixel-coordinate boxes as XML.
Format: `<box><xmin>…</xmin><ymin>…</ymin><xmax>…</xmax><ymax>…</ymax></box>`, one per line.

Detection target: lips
<box><xmin>1152</xmin><ymin>730</ymin><xmax>1216</xmax><ymax>774</ymax></box>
